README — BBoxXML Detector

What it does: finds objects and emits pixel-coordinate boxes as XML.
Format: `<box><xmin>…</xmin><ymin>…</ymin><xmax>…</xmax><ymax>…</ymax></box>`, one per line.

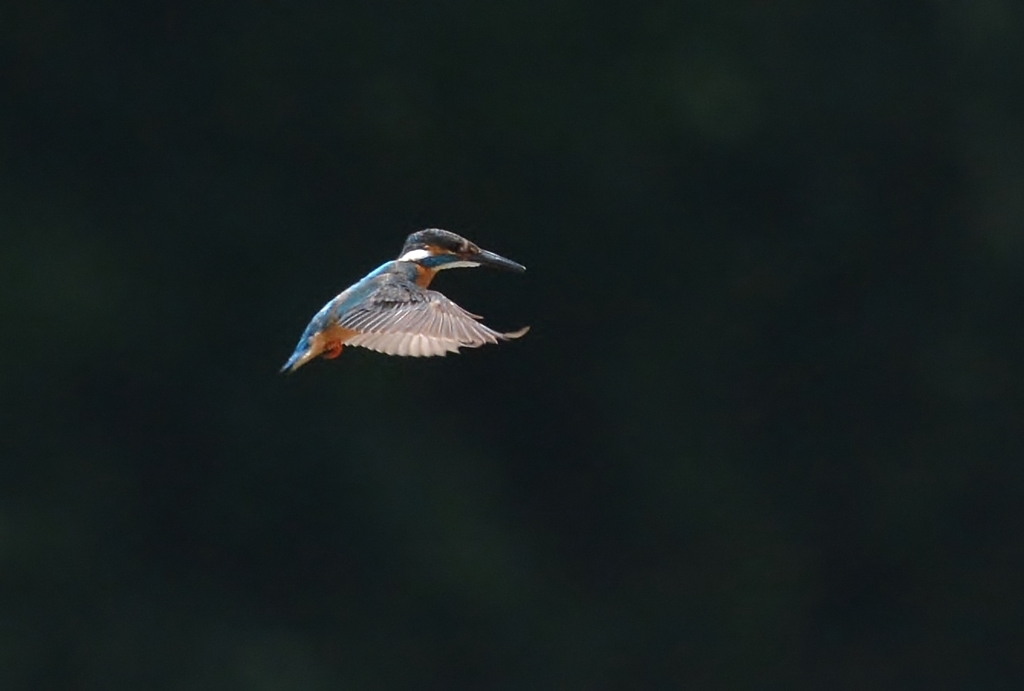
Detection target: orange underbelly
<box><xmin>311</xmin><ymin>326</ymin><xmax>359</xmax><ymax>358</ymax></box>
<box><xmin>320</xmin><ymin>325</ymin><xmax>358</xmax><ymax>343</ymax></box>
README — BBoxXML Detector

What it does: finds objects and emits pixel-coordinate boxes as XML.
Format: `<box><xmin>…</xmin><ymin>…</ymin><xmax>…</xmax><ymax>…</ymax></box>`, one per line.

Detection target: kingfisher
<box><xmin>281</xmin><ymin>228</ymin><xmax>528</xmax><ymax>372</ymax></box>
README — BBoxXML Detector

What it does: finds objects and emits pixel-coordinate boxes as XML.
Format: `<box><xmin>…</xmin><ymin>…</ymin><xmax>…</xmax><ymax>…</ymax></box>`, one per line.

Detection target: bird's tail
<box><xmin>280</xmin><ymin>336</ymin><xmax>314</xmax><ymax>373</ymax></box>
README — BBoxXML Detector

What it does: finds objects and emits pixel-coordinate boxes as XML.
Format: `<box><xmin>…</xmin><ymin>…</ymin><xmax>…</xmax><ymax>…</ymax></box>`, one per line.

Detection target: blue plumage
<box><xmin>281</xmin><ymin>230</ymin><xmax>527</xmax><ymax>372</ymax></box>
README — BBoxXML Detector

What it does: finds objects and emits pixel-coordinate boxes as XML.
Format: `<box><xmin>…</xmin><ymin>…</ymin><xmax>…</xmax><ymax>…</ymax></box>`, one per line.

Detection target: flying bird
<box><xmin>281</xmin><ymin>229</ymin><xmax>528</xmax><ymax>372</ymax></box>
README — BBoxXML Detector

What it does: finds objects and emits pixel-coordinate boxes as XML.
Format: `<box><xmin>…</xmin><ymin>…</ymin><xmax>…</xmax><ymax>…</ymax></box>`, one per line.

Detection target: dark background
<box><xmin>2</xmin><ymin>1</ymin><xmax>1022</xmax><ymax>688</ymax></box>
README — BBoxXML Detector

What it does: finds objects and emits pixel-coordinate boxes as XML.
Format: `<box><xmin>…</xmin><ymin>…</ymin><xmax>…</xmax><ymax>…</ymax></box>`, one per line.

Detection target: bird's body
<box><xmin>281</xmin><ymin>229</ymin><xmax>528</xmax><ymax>372</ymax></box>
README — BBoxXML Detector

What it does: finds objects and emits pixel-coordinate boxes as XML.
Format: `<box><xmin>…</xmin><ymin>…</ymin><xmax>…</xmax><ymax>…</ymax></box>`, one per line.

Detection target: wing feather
<box><xmin>334</xmin><ymin>276</ymin><xmax>526</xmax><ymax>358</ymax></box>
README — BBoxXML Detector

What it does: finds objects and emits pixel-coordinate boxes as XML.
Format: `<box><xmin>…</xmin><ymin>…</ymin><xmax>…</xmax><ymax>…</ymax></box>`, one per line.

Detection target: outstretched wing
<box><xmin>335</xmin><ymin>279</ymin><xmax>528</xmax><ymax>357</ymax></box>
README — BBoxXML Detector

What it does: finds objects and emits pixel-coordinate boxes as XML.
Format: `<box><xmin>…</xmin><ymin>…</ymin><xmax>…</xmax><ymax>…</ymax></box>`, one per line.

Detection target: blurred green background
<box><xmin>2</xmin><ymin>1</ymin><xmax>1022</xmax><ymax>688</ymax></box>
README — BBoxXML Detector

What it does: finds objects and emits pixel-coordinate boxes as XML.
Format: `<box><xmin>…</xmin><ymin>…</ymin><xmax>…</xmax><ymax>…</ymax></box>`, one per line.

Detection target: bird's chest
<box><xmin>414</xmin><ymin>265</ymin><xmax>437</xmax><ymax>288</ymax></box>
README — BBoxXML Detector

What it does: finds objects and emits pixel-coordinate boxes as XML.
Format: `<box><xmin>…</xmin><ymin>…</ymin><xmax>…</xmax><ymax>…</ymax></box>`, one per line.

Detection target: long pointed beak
<box><xmin>470</xmin><ymin>248</ymin><xmax>526</xmax><ymax>273</ymax></box>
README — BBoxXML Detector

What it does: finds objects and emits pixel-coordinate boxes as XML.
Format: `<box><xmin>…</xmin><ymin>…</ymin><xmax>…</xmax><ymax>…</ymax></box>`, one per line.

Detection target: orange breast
<box><xmin>414</xmin><ymin>264</ymin><xmax>437</xmax><ymax>288</ymax></box>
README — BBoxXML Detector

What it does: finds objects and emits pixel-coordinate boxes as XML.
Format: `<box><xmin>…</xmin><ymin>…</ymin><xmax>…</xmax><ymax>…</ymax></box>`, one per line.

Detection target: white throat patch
<box><xmin>398</xmin><ymin>248</ymin><xmax>432</xmax><ymax>262</ymax></box>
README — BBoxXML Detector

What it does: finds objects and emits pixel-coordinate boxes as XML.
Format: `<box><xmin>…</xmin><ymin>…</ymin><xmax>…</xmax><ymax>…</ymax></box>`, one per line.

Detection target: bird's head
<box><xmin>397</xmin><ymin>228</ymin><xmax>526</xmax><ymax>273</ymax></box>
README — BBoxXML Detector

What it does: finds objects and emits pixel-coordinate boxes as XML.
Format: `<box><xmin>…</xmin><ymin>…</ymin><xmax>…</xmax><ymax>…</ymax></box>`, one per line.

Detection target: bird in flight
<box><xmin>281</xmin><ymin>228</ymin><xmax>528</xmax><ymax>372</ymax></box>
